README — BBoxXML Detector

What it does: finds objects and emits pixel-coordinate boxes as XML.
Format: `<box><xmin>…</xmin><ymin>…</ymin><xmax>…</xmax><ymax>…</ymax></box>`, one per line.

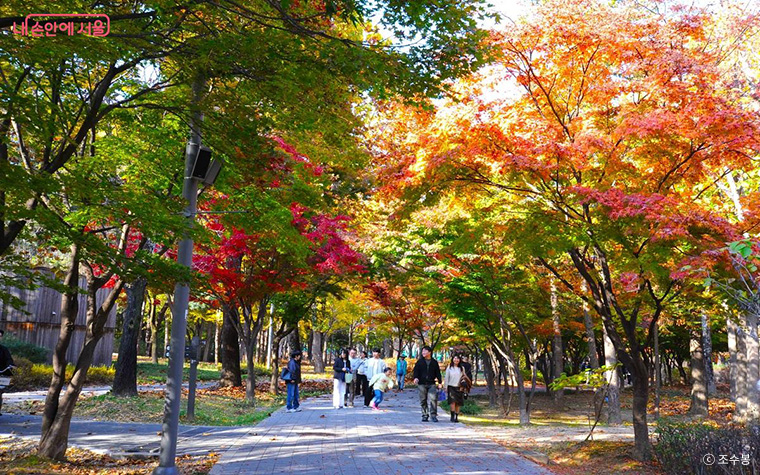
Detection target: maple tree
<box><xmin>194</xmin><ymin>136</ymin><xmax>365</xmax><ymax>404</ymax></box>
<box><xmin>371</xmin><ymin>0</ymin><xmax>760</xmax><ymax>460</ymax></box>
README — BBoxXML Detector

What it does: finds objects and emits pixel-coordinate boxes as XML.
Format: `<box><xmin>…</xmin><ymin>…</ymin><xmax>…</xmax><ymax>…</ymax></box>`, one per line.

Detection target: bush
<box><xmin>240</xmin><ymin>362</ymin><xmax>272</xmax><ymax>378</ymax></box>
<box><xmin>9</xmin><ymin>359</ymin><xmax>115</xmax><ymax>390</ymax></box>
<box><xmin>440</xmin><ymin>398</ymin><xmax>482</xmax><ymax>415</ymax></box>
<box><xmin>3</xmin><ymin>334</ymin><xmax>48</xmax><ymax>364</ymax></box>
<box><xmin>655</xmin><ymin>419</ymin><xmax>760</xmax><ymax>475</ymax></box>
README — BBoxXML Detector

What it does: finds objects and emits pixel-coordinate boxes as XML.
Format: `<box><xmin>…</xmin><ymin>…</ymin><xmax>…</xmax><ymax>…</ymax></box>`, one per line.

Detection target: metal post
<box><xmin>187</xmin><ymin>336</ymin><xmax>200</xmax><ymax>421</ymax></box>
<box><xmin>153</xmin><ymin>73</ymin><xmax>204</xmax><ymax>475</ymax></box>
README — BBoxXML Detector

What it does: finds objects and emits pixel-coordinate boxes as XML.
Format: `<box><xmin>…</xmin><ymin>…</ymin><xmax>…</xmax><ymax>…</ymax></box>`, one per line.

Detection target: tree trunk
<box><xmin>603</xmin><ymin>326</ymin><xmax>622</xmax><ymax>425</ymax></box>
<box><xmin>383</xmin><ymin>338</ymin><xmax>392</xmax><ymax>358</ymax></box>
<box><xmin>245</xmin><ymin>340</ymin><xmax>256</xmax><ymax>406</ymax></box>
<box><xmin>202</xmin><ymin>322</ymin><xmax>213</xmax><ymax>362</ymax></box>
<box><xmin>728</xmin><ymin>317</ymin><xmax>738</xmax><ymax>401</ymax></box>
<box><xmin>269</xmin><ymin>335</ymin><xmax>286</xmax><ymax>395</ymax></box>
<box><xmin>745</xmin><ymin>312</ymin><xmax>760</xmax><ymax>421</ymax></box>
<box><xmin>689</xmin><ymin>335</ymin><xmax>708</xmax><ymax>416</ymax></box>
<box><xmin>39</xmin><ymin>272</ymin><xmax>123</xmax><ymax>460</ymax></box>
<box><xmin>311</xmin><ymin>331</ymin><xmax>325</xmax><ymax>373</ymax></box>
<box><xmin>701</xmin><ymin>312</ymin><xmax>716</xmax><ymax>396</ymax></box>
<box><xmin>503</xmin><ymin>344</ymin><xmax>530</xmax><ymax>425</ymax></box>
<box><xmin>287</xmin><ymin>323</ymin><xmax>300</xmax><ymax>355</ymax></box>
<box><xmin>551</xmin><ymin>279</ymin><xmax>563</xmax><ymax>402</ymax></box>
<box><xmin>41</xmin><ymin>244</ymin><xmax>79</xmax><ymax>439</ymax></box>
<box><xmin>220</xmin><ymin>305</ymin><xmax>242</xmax><ymax>387</ymax></box>
<box><xmin>215</xmin><ymin>321</ymin><xmax>221</xmax><ymax>365</ymax></box>
<box><xmin>149</xmin><ymin>299</ymin><xmax>166</xmax><ymax>364</ymax></box>
<box><xmin>483</xmin><ymin>348</ymin><xmax>497</xmax><ymax>407</ymax></box>
<box><xmin>631</xmin><ymin>363</ymin><xmax>652</xmax><ymax>461</ymax></box>
<box><xmin>736</xmin><ymin>325</ymin><xmax>748</xmax><ymax>418</ymax></box>
<box><xmin>581</xmin><ymin>283</ymin><xmax>599</xmax><ymax>369</ymax></box>
<box><xmin>112</xmin><ymin>277</ymin><xmax>148</xmax><ymax>397</ymax></box>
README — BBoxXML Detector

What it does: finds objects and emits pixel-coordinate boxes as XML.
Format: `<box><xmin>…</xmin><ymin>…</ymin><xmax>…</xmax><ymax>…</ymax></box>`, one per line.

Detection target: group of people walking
<box><xmin>284</xmin><ymin>344</ymin><xmax>473</xmax><ymax>423</ymax></box>
<box><xmin>332</xmin><ymin>347</ymin><xmax>396</xmax><ymax>410</ymax></box>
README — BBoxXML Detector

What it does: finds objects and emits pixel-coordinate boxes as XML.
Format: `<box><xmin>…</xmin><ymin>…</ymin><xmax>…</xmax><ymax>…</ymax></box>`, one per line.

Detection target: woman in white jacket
<box><xmin>444</xmin><ymin>354</ymin><xmax>470</xmax><ymax>422</ymax></box>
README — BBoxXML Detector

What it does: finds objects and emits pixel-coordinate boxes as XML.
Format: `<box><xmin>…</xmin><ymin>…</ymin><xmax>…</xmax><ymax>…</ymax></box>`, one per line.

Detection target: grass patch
<box><xmin>136</xmin><ymin>361</ymin><xmax>223</xmax><ymax>385</ymax></box>
<box><xmin>74</xmin><ymin>388</ymin><xmax>285</xmax><ymax>426</ymax></box>
<box><xmin>135</xmin><ymin>361</ymin><xmax>272</xmax><ymax>386</ymax></box>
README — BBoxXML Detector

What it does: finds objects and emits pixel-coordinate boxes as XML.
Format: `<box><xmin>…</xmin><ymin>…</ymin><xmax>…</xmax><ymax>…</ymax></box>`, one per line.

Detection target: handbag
<box><xmin>345</xmin><ymin>372</ymin><xmax>354</xmax><ymax>384</ymax></box>
<box><xmin>280</xmin><ymin>367</ymin><xmax>291</xmax><ymax>381</ymax></box>
<box><xmin>437</xmin><ymin>388</ymin><xmax>446</xmax><ymax>401</ymax></box>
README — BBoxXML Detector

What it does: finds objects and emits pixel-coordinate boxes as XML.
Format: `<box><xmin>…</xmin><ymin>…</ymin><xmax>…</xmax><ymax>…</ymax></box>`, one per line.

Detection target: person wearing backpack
<box><xmin>284</xmin><ymin>349</ymin><xmax>303</xmax><ymax>413</ymax></box>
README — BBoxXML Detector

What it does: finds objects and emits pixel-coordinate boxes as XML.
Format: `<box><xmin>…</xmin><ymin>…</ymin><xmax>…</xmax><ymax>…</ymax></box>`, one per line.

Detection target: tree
<box><xmin>371</xmin><ymin>0</ymin><xmax>760</xmax><ymax>460</ymax></box>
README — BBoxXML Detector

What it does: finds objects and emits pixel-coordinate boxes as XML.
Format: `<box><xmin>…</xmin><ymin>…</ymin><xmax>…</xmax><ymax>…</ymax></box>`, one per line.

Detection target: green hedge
<box><xmin>3</xmin><ymin>334</ymin><xmax>48</xmax><ymax>364</ymax></box>
<box><xmin>655</xmin><ymin>419</ymin><xmax>760</xmax><ymax>475</ymax></box>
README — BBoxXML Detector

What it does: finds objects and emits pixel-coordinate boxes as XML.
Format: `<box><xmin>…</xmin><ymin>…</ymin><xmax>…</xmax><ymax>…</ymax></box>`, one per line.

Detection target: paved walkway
<box><xmin>0</xmin><ymin>414</ymin><xmax>245</xmax><ymax>457</ymax></box>
<box><xmin>210</xmin><ymin>388</ymin><xmax>554</xmax><ymax>475</ymax></box>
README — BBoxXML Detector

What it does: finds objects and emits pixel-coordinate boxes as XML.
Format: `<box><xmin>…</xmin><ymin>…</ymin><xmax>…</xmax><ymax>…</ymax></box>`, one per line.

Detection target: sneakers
<box><xmin>294</xmin><ymin>407</ymin><xmax>302</xmax><ymax>412</ymax></box>
<box><xmin>371</xmin><ymin>406</ymin><xmax>380</xmax><ymax>411</ymax></box>
<box><xmin>370</xmin><ymin>401</ymin><xmax>377</xmax><ymax>409</ymax></box>
<box><xmin>432</xmin><ymin>416</ymin><xmax>439</xmax><ymax>422</ymax></box>
<box><xmin>287</xmin><ymin>409</ymin><xmax>296</xmax><ymax>413</ymax></box>
<box><xmin>421</xmin><ymin>416</ymin><xmax>429</xmax><ymax>422</ymax></box>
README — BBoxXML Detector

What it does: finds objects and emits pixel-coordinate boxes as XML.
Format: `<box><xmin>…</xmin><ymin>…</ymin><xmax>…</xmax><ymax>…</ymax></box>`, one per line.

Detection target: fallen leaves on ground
<box><xmin>0</xmin><ymin>437</ymin><xmax>218</xmax><ymax>475</ymax></box>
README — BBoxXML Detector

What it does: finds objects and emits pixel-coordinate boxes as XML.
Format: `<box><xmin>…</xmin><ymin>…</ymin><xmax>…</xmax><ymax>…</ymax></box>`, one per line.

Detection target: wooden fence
<box><xmin>0</xmin><ymin>270</ymin><xmax>117</xmax><ymax>367</ymax></box>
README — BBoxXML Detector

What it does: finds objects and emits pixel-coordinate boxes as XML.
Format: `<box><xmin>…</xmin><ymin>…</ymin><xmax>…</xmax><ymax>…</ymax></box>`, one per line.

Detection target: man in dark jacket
<box><xmin>286</xmin><ymin>349</ymin><xmax>303</xmax><ymax>413</ymax></box>
<box><xmin>412</xmin><ymin>345</ymin><xmax>442</xmax><ymax>422</ymax></box>
<box><xmin>0</xmin><ymin>330</ymin><xmax>15</xmax><ymax>416</ymax></box>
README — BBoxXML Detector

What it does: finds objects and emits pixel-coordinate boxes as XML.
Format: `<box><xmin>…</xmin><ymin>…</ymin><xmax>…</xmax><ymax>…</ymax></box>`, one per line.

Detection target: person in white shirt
<box><xmin>444</xmin><ymin>354</ymin><xmax>470</xmax><ymax>422</ymax></box>
<box><xmin>363</xmin><ymin>349</ymin><xmax>387</xmax><ymax>408</ymax></box>
<box><xmin>346</xmin><ymin>348</ymin><xmax>363</xmax><ymax>407</ymax></box>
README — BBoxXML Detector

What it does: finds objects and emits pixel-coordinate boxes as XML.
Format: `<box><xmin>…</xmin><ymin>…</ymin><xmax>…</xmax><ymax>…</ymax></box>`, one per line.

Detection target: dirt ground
<box><xmin>460</xmin><ymin>383</ymin><xmax>735</xmax><ymax>475</ymax></box>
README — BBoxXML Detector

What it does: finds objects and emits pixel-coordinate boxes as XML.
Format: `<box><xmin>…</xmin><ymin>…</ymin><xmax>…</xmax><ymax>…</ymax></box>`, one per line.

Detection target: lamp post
<box><xmin>153</xmin><ymin>72</ymin><xmax>222</xmax><ymax>475</ymax></box>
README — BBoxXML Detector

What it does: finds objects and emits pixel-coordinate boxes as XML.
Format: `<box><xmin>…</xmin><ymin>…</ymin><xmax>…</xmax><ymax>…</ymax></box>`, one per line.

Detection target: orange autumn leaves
<box><xmin>371</xmin><ymin>0</ymin><xmax>760</xmax><ymax>276</ymax></box>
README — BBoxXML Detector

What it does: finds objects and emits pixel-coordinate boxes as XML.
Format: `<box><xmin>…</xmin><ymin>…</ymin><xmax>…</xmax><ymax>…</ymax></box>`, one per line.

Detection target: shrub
<box><xmin>440</xmin><ymin>398</ymin><xmax>482</xmax><ymax>415</ymax></box>
<box><xmin>9</xmin><ymin>359</ymin><xmax>115</xmax><ymax>390</ymax></box>
<box><xmin>3</xmin><ymin>334</ymin><xmax>48</xmax><ymax>364</ymax></box>
<box><xmin>655</xmin><ymin>419</ymin><xmax>760</xmax><ymax>475</ymax></box>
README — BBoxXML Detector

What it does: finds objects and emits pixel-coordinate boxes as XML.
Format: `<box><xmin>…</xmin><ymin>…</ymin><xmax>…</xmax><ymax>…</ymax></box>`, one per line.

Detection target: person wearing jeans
<box><xmin>356</xmin><ymin>351</ymin><xmax>369</xmax><ymax>401</ymax></box>
<box><xmin>363</xmin><ymin>349</ymin><xmax>386</xmax><ymax>408</ymax></box>
<box><xmin>347</xmin><ymin>348</ymin><xmax>363</xmax><ymax>407</ymax></box>
<box><xmin>286</xmin><ymin>349</ymin><xmax>303</xmax><ymax>413</ymax></box>
<box><xmin>368</xmin><ymin>367</ymin><xmax>394</xmax><ymax>410</ymax></box>
<box><xmin>412</xmin><ymin>345</ymin><xmax>442</xmax><ymax>422</ymax></box>
<box><xmin>395</xmin><ymin>354</ymin><xmax>408</xmax><ymax>391</ymax></box>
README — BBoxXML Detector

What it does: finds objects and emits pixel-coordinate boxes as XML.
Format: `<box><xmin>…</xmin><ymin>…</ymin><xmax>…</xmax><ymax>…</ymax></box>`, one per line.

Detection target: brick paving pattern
<box><xmin>210</xmin><ymin>388</ymin><xmax>554</xmax><ymax>475</ymax></box>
